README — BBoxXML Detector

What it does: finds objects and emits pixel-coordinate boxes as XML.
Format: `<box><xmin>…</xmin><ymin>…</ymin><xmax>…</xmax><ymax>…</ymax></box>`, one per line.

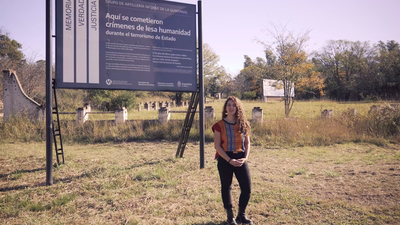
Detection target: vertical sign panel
<box><xmin>56</xmin><ymin>0</ymin><xmax>196</xmax><ymax>92</ymax></box>
<box><xmin>76</xmin><ymin>0</ymin><xmax>87</xmax><ymax>83</ymax></box>
<box><xmin>89</xmin><ymin>0</ymin><xmax>99</xmax><ymax>84</ymax></box>
<box><xmin>63</xmin><ymin>0</ymin><xmax>74</xmax><ymax>83</ymax></box>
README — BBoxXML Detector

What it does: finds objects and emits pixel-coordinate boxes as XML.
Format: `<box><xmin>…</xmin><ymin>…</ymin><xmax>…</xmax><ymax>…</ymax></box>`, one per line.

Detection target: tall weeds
<box><xmin>0</xmin><ymin>116</ymin><xmax>46</xmax><ymax>142</ymax></box>
<box><xmin>250</xmin><ymin>117</ymin><xmax>355</xmax><ymax>147</ymax></box>
<box><xmin>340</xmin><ymin>104</ymin><xmax>400</xmax><ymax>144</ymax></box>
<box><xmin>0</xmin><ymin>105</ymin><xmax>399</xmax><ymax>146</ymax></box>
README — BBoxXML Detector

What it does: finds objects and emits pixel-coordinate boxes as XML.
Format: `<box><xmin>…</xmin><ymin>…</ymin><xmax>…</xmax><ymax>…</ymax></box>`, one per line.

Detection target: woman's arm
<box><xmin>214</xmin><ymin>131</ymin><xmax>230</xmax><ymax>162</ymax></box>
<box><xmin>244</xmin><ymin>134</ymin><xmax>250</xmax><ymax>160</ymax></box>
<box><xmin>237</xmin><ymin>135</ymin><xmax>250</xmax><ymax>166</ymax></box>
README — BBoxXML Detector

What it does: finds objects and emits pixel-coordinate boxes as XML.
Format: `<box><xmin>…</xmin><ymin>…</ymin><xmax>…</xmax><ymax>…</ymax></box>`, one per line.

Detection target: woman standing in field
<box><xmin>212</xmin><ymin>96</ymin><xmax>252</xmax><ymax>225</ymax></box>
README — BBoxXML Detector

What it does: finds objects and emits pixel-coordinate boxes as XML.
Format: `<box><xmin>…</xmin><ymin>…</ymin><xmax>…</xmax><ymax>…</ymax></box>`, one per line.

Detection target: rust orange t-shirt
<box><xmin>212</xmin><ymin>119</ymin><xmax>247</xmax><ymax>158</ymax></box>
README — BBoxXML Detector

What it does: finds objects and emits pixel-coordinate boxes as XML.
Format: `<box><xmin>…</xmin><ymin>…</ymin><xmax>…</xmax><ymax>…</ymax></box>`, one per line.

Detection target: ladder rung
<box><xmin>53</xmin><ymin>84</ymin><xmax>65</xmax><ymax>165</ymax></box>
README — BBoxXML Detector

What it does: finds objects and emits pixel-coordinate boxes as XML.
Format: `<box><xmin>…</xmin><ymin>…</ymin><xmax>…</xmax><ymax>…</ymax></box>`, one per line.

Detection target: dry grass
<box><xmin>57</xmin><ymin>99</ymin><xmax>381</xmax><ymax>121</ymax></box>
<box><xmin>1</xmin><ymin>142</ymin><xmax>399</xmax><ymax>224</ymax></box>
<box><xmin>1</xmin><ymin>101</ymin><xmax>399</xmax><ymax>146</ymax></box>
<box><xmin>205</xmin><ymin>99</ymin><xmax>379</xmax><ymax>120</ymax></box>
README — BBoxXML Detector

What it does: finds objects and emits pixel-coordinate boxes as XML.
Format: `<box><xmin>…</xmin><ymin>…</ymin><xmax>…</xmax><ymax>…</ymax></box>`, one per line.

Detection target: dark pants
<box><xmin>217</xmin><ymin>152</ymin><xmax>251</xmax><ymax>210</ymax></box>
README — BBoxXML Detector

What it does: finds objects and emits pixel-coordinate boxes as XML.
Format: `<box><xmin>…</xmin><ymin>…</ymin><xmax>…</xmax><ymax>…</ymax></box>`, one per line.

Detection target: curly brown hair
<box><xmin>222</xmin><ymin>96</ymin><xmax>251</xmax><ymax>135</ymax></box>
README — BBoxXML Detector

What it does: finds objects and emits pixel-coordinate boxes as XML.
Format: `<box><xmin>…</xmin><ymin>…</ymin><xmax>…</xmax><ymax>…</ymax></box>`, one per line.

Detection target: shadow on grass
<box><xmin>0</xmin><ymin>158</ymin><xmax>179</xmax><ymax>192</ymax></box>
<box><xmin>0</xmin><ymin>171</ymin><xmax>47</xmax><ymax>192</ymax></box>
<box><xmin>0</xmin><ymin>166</ymin><xmax>101</xmax><ymax>192</ymax></box>
<box><xmin>0</xmin><ymin>183</ymin><xmax>46</xmax><ymax>192</ymax></box>
<box><xmin>192</xmin><ymin>222</ymin><xmax>226</xmax><ymax>225</ymax></box>
<box><xmin>126</xmin><ymin>157</ymin><xmax>177</xmax><ymax>169</ymax></box>
<box><xmin>0</xmin><ymin>168</ymin><xmax>45</xmax><ymax>179</ymax></box>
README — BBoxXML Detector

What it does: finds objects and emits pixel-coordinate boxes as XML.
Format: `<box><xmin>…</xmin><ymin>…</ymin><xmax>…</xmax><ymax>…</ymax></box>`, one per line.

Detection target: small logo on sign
<box><xmin>177</xmin><ymin>81</ymin><xmax>181</xmax><ymax>87</ymax></box>
<box><xmin>106</xmin><ymin>79</ymin><xmax>112</xmax><ymax>85</ymax></box>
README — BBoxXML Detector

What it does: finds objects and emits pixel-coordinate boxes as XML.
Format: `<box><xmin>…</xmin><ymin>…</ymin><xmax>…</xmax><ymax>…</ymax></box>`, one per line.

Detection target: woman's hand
<box><xmin>230</xmin><ymin>158</ymin><xmax>247</xmax><ymax>167</ymax></box>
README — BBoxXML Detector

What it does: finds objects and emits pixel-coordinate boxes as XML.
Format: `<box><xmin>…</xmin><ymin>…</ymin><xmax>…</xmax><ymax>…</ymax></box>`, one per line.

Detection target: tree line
<box><xmin>1</xmin><ymin>27</ymin><xmax>399</xmax><ymax>113</ymax></box>
<box><xmin>203</xmin><ymin>24</ymin><xmax>399</xmax><ymax>116</ymax></box>
<box><xmin>206</xmin><ymin>29</ymin><xmax>400</xmax><ymax>103</ymax></box>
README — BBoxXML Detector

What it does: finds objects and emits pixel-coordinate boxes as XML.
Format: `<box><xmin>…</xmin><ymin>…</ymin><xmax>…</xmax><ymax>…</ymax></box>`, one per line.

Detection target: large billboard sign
<box><xmin>56</xmin><ymin>0</ymin><xmax>197</xmax><ymax>92</ymax></box>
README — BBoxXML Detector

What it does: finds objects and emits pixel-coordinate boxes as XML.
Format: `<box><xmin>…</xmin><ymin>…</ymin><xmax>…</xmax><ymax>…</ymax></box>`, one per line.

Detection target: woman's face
<box><xmin>225</xmin><ymin>99</ymin><xmax>237</xmax><ymax>117</ymax></box>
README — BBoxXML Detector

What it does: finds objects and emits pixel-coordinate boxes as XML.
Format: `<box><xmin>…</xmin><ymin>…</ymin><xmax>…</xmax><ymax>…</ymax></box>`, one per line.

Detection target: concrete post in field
<box><xmin>321</xmin><ymin>109</ymin><xmax>334</xmax><ymax>118</ymax></box>
<box><xmin>252</xmin><ymin>107</ymin><xmax>263</xmax><ymax>122</ymax></box>
<box><xmin>158</xmin><ymin>107</ymin><xmax>170</xmax><ymax>124</ymax></box>
<box><xmin>84</xmin><ymin>103</ymin><xmax>91</xmax><ymax>113</ymax></box>
<box><xmin>138</xmin><ymin>103</ymin><xmax>142</xmax><ymax>111</ymax></box>
<box><xmin>347</xmin><ymin>108</ymin><xmax>358</xmax><ymax>116</ymax></box>
<box><xmin>153</xmin><ymin>102</ymin><xmax>158</xmax><ymax>111</ymax></box>
<box><xmin>205</xmin><ymin>106</ymin><xmax>215</xmax><ymax>120</ymax></box>
<box><xmin>76</xmin><ymin>107</ymin><xmax>88</xmax><ymax>124</ymax></box>
<box><xmin>115</xmin><ymin>107</ymin><xmax>128</xmax><ymax>124</ymax></box>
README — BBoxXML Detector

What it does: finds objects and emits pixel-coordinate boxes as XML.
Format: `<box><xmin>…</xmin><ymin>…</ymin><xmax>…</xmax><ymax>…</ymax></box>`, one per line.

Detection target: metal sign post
<box><xmin>198</xmin><ymin>0</ymin><xmax>205</xmax><ymax>169</ymax></box>
<box><xmin>46</xmin><ymin>0</ymin><xmax>53</xmax><ymax>185</ymax></box>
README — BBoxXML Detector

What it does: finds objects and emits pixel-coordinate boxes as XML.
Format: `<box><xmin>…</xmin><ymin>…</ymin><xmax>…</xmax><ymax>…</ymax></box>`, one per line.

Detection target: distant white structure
<box><xmin>2</xmin><ymin>70</ymin><xmax>44</xmax><ymax>121</ymax></box>
<box><xmin>262</xmin><ymin>79</ymin><xmax>295</xmax><ymax>102</ymax></box>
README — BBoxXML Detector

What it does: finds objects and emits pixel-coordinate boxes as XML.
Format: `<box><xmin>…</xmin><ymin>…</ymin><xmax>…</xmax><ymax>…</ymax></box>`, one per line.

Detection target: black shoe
<box><xmin>236</xmin><ymin>214</ymin><xmax>252</xmax><ymax>224</ymax></box>
<box><xmin>226</xmin><ymin>208</ymin><xmax>238</xmax><ymax>225</ymax></box>
<box><xmin>236</xmin><ymin>207</ymin><xmax>252</xmax><ymax>224</ymax></box>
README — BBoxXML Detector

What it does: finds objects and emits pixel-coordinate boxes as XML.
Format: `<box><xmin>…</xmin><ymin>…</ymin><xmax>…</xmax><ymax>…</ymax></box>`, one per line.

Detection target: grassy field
<box><xmin>2</xmin><ymin>99</ymin><xmax>394</xmax><ymax>147</ymax></box>
<box><xmin>1</xmin><ymin>141</ymin><xmax>399</xmax><ymax>224</ymax></box>
<box><xmin>0</xmin><ymin>100</ymin><xmax>399</xmax><ymax>224</ymax></box>
<box><xmin>57</xmin><ymin>99</ymin><xmax>380</xmax><ymax>121</ymax></box>
<box><xmin>205</xmin><ymin>99</ymin><xmax>377</xmax><ymax>119</ymax></box>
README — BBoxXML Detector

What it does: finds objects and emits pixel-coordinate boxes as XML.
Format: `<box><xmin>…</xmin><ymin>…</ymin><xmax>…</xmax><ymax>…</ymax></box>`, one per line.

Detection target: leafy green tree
<box><xmin>205</xmin><ymin>66</ymin><xmax>230</xmax><ymax>97</ymax></box>
<box><xmin>295</xmin><ymin>66</ymin><xmax>325</xmax><ymax>99</ymax></box>
<box><xmin>0</xmin><ymin>29</ymin><xmax>24</xmax><ymax>101</ymax></box>
<box><xmin>243</xmin><ymin>55</ymin><xmax>254</xmax><ymax>68</ymax></box>
<box><xmin>257</xmin><ymin>23</ymin><xmax>313</xmax><ymax>117</ymax></box>
<box><xmin>87</xmin><ymin>90</ymin><xmax>136</xmax><ymax>111</ymax></box>
<box><xmin>235</xmin><ymin>56</ymin><xmax>265</xmax><ymax>99</ymax></box>
<box><xmin>376</xmin><ymin>40</ymin><xmax>400</xmax><ymax>99</ymax></box>
<box><xmin>175</xmin><ymin>43</ymin><xmax>227</xmax><ymax>104</ymax></box>
<box><xmin>203</xmin><ymin>43</ymin><xmax>229</xmax><ymax>97</ymax></box>
<box><xmin>0</xmin><ymin>30</ymin><xmax>24</xmax><ymax>69</ymax></box>
<box><xmin>315</xmin><ymin>40</ymin><xmax>376</xmax><ymax>100</ymax></box>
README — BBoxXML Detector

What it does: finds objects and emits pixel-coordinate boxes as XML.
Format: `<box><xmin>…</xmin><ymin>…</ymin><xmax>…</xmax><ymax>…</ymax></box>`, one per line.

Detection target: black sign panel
<box><xmin>56</xmin><ymin>0</ymin><xmax>197</xmax><ymax>92</ymax></box>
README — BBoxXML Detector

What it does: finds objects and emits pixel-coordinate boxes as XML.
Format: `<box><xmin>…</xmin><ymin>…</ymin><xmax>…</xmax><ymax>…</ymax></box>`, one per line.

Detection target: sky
<box><xmin>0</xmin><ymin>0</ymin><xmax>399</xmax><ymax>75</ymax></box>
